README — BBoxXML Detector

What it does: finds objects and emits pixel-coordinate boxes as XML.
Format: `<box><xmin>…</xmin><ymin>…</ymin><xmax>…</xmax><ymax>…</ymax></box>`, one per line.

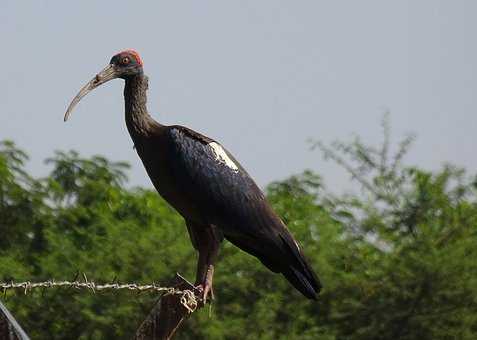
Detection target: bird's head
<box><xmin>109</xmin><ymin>50</ymin><xmax>144</xmax><ymax>78</ymax></box>
<box><xmin>64</xmin><ymin>50</ymin><xmax>144</xmax><ymax>121</ymax></box>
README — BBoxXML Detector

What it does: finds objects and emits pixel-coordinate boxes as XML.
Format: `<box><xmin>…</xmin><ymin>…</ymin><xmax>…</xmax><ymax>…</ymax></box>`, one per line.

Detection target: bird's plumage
<box><xmin>65</xmin><ymin>50</ymin><xmax>321</xmax><ymax>300</ymax></box>
<box><xmin>149</xmin><ymin>126</ymin><xmax>321</xmax><ymax>298</ymax></box>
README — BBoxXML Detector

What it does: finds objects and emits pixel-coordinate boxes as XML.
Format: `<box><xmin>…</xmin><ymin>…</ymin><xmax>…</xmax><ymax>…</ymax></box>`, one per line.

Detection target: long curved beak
<box><xmin>64</xmin><ymin>64</ymin><xmax>117</xmax><ymax>122</ymax></box>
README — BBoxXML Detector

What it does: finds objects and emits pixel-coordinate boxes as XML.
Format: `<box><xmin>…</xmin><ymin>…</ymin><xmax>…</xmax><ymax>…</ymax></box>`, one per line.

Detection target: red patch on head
<box><xmin>122</xmin><ymin>49</ymin><xmax>143</xmax><ymax>66</ymax></box>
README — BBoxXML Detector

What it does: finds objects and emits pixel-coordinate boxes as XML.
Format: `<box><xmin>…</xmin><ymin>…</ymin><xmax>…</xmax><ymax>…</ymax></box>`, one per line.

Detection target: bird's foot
<box><xmin>195</xmin><ymin>265</ymin><xmax>215</xmax><ymax>305</ymax></box>
<box><xmin>195</xmin><ymin>280</ymin><xmax>214</xmax><ymax>305</ymax></box>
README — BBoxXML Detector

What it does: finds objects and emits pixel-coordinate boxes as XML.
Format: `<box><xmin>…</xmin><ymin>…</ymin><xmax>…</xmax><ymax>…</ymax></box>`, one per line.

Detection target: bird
<box><xmin>64</xmin><ymin>50</ymin><xmax>321</xmax><ymax>302</ymax></box>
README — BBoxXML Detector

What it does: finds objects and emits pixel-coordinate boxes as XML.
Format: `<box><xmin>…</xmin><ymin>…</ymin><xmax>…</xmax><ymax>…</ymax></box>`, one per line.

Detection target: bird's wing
<box><xmin>166</xmin><ymin>125</ymin><xmax>321</xmax><ymax>298</ymax></box>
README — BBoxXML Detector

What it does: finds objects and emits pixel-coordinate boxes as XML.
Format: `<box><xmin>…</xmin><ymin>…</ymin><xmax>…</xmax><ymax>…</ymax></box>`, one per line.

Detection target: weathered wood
<box><xmin>0</xmin><ymin>300</ymin><xmax>30</xmax><ymax>340</ymax></box>
<box><xmin>133</xmin><ymin>274</ymin><xmax>201</xmax><ymax>340</ymax></box>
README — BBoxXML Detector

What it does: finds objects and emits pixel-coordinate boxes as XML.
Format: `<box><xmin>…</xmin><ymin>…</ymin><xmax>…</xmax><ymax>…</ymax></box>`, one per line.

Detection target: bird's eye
<box><xmin>121</xmin><ymin>57</ymin><xmax>130</xmax><ymax>65</ymax></box>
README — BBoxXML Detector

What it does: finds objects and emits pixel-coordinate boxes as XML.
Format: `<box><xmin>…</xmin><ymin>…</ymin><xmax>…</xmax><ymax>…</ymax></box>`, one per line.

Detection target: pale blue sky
<box><xmin>1</xmin><ymin>1</ymin><xmax>476</xmax><ymax>192</ymax></box>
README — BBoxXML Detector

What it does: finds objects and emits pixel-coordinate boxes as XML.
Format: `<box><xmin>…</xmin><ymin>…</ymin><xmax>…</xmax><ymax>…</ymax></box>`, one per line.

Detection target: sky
<box><xmin>1</xmin><ymin>1</ymin><xmax>476</xmax><ymax>193</ymax></box>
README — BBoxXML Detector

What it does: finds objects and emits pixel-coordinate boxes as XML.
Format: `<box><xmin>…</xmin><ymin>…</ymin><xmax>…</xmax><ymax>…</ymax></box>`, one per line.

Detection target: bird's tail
<box><xmin>279</xmin><ymin>234</ymin><xmax>321</xmax><ymax>300</ymax></box>
<box><xmin>282</xmin><ymin>263</ymin><xmax>321</xmax><ymax>300</ymax></box>
<box><xmin>224</xmin><ymin>223</ymin><xmax>321</xmax><ymax>300</ymax></box>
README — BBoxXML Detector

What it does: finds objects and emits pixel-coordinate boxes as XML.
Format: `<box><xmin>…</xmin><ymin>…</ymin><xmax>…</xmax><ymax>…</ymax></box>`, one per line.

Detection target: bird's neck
<box><xmin>124</xmin><ymin>73</ymin><xmax>158</xmax><ymax>137</ymax></box>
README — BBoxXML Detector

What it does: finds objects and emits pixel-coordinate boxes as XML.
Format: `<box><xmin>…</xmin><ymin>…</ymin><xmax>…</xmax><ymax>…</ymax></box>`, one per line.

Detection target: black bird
<box><xmin>64</xmin><ymin>50</ymin><xmax>321</xmax><ymax>301</ymax></box>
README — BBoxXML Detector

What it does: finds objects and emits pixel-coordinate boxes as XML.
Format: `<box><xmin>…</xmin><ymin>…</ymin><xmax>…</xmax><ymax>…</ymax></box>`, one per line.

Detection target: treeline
<box><xmin>0</xmin><ymin>124</ymin><xmax>476</xmax><ymax>339</ymax></box>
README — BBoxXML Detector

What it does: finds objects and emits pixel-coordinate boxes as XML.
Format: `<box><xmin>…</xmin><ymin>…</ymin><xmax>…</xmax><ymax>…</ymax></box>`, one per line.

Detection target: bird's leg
<box><xmin>194</xmin><ymin>226</ymin><xmax>221</xmax><ymax>304</ymax></box>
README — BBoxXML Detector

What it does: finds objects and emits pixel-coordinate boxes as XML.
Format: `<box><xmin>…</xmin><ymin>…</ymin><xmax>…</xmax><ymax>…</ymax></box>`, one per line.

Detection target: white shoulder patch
<box><xmin>209</xmin><ymin>142</ymin><xmax>239</xmax><ymax>171</ymax></box>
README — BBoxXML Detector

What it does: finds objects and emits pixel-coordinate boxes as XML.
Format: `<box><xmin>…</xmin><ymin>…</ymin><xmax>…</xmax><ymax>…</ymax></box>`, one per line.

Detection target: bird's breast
<box><xmin>133</xmin><ymin>138</ymin><xmax>204</xmax><ymax>222</ymax></box>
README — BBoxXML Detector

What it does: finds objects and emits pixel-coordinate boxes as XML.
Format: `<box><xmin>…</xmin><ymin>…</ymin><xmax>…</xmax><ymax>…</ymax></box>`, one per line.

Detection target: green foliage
<box><xmin>310</xmin><ymin>116</ymin><xmax>477</xmax><ymax>339</ymax></box>
<box><xmin>0</xmin><ymin>142</ymin><xmax>194</xmax><ymax>339</ymax></box>
<box><xmin>0</xmin><ymin>121</ymin><xmax>476</xmax><ymax>339</ymax></box>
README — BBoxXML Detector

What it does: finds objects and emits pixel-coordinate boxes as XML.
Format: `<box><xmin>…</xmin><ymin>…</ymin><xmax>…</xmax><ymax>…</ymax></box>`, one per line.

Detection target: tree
<box><xmin>311</xmin><ymin>115</ymin><xmax>477</xmax><ymax>339</ymax></box>
<box><xmin>0</xmin><ymin>118</ymin><xmax>476</xmax><ymax>339</ymax></box>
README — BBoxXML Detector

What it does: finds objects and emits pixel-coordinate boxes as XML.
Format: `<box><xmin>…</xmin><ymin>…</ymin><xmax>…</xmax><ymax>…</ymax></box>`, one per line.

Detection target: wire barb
<box><xmin>0</xmin><ymin>280</ymin><xmax>198</xmax><ymax>312</ymax></box>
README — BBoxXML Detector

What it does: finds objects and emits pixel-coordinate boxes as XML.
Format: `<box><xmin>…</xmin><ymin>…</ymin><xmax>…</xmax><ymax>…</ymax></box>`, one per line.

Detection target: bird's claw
<box><xmin>195</xmin><ymin>282</ymin><xmax>214</xmax><ymax>305</ymax></box>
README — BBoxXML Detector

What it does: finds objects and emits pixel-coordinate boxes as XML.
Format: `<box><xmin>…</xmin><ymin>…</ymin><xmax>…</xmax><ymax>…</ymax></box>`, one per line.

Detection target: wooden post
<box><xmin>0</xmin><ymin>300</ymin><xmax>30</xmax><ymax>340</ymax></box>
<box><xmin>133</xmin><ymin>274</ymin><xmax>202</xmax><ymax>340</ymax></box>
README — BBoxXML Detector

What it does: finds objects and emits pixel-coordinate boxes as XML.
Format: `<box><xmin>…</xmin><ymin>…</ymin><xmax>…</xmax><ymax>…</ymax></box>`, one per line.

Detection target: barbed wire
<box><xmin>0</xmin><ymin>276</ymin><xmax>198</xmax><ymax>313</ymax></box>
